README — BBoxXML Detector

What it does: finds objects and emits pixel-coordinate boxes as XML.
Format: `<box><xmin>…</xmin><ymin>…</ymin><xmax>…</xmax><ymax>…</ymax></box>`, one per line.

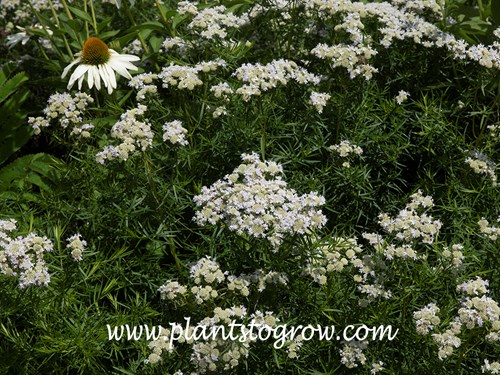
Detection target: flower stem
<box><xmin>46</xmin><ymin>0</ymin><xmax>74</xmax><ymax>59</ymax></box>
<box><xmin>60</xmin><ymin>0</ymin><xmax>73</xmax><ymax>20</ymax></box>
<box><xmin>122</xmin><ymin>0</ymin><xmax>150</xmax><ymax>55</ymax></box>
<box><xmin>154</xmin><ymin>0</ymin><xmax>168</xmax><ymax>24</ymax></box>
<box><xmin>89</xmin><ymin>0</ymin><xmax>99</xmax><ymax>34</ymax></box>
<box><xmin>83</xmin><ymin>0</ymin><xmax>90</xmax><ymax>39</ymax></box>
<box><xmin>27</xmin><ymin>1</ymin><xmax>69</xmax><ymax>60</ymax></box>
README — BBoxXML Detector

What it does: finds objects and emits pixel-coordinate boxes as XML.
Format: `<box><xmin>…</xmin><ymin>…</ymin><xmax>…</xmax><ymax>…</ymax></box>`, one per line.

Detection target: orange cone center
<box><xmin>81</xmin><ymin>37</ymin><xmax>111</xmax><ymax>65</ymax></box>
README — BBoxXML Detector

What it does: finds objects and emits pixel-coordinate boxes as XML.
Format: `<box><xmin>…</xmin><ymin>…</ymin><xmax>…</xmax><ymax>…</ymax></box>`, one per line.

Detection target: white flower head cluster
<box><xmin>329</xmin><ymin>140</ymin><xmax>363</xmax><ymax>168</ymax></box>
<box><xmin>465</xmin><ymin>152</ymin><xmax>497</xmax><ymax>185</ymax></box>
<box><xmin>371</xmin><ymin>361</ymin><xmax>385</xmax><ymax>374</ymax></box>
<box><xmin>457</xmin><ymin>276</ymin><xmax>489</xmax><ymax>296</ymax></box>
<box><xmin>286</xmin><ymin>335</ymin><xmax>303</xmax><ymax>359</ymax></box>
<box><xmin>309</xmin><ymin>91</ymin><xmax>331</xmax><ymax>113</ymax></box>
<box><xmin>66</xmin><ymin>233</ymin><xmax>87</xmax><ymax>262</ymax></box>
<box><xmin>441</xmin><ymin>243</ymin><xmax>464</xmax><ymax>268</ymax></box>
<box><xmin>161</xmin><ymin>36</ymin><xmax>192</xmax><ymax>56</ymax></box>
<box><xmin>487</xmin><ymin>124</ymin><xmax>500</xmax><ymax>141</ymax></box>
<box><xmin>96</xmin><ymin>104</ymin><xmax>153</xmax><ymax>164</ymax></box>
<box><xmin>128</xmin><ymin>72</ymin><xmax>158</xmax><ymax>102</ymax></box>
<box><xmin>458</xmin><ymin>295</ymin><xmax>500</xmax><ymax>330</ymax></box>
<box><xmin>210</xmin><ymin>82</ymin><xmax>234</xmax><ymax>100</ymax></box>
<box><xmin>163</xmin><ymin>120</ymin><xmax>189</xmax><ymax>146</ymax></box>
<box><xmin>158</xmin><ymin>280</ymin><xmax>188</xmax><ymax>300</ymax></box>
<box><xmin>478</xmin><ymin>217</ymin><xmax>500</xmax><ymax>241</ymax></box>
<box><xmin>212</xmin><ymin>105</ymin><xmax>227</xmax><ymax>118</ymax></box>
<box><xmin>378</xmin><ymin>190</ymin><xmax>442</xmax><ymax>244</ymax></box>
<box><xmin>146</xmin><ymin>304</ymin><xmax>276</xmax><ymax>372</ymax></box>
<box><xmin>482</xmin><ymin>359</ymin><xmax>500</xmax><ymax>374</ymax></box>
<box><xmin>431</xmin><ymin>319</ymin><xmax>462</xmax><ymax>360</ymax></box>
<box><xmin>122</xmin><ymin>38</ymin><xmax>143</xmax><ymax>55</ymax></box>
<box><xmin>0</xmin><ymin>219</ymin><xmax>52</xmax><ymax>288</ymax></box>
<box><xmin>395</xmin><ymin>90</ymin><xmax>410</xmax><ymax>104</ymax></box>
<box><xmin>158</xmin><ymin>59</ymin><xmax>226</xmax><ymax>91</ymax></box>
<box><xmin>414</xmin><ymin>303</ymin><xmax>441</xmax><ymax>335</ymax></box>
<box><xmin>303</xmin><ymin>0</ymin><xmax>500</xmax><ymax>71</ymax></box>
<box><xmin>233</xmin><ymin>59</ymin><xmax>321</xmax><ymax>101</ymax></box>
<box><xmin>427</xmin><ymin>278</ymin><xmax>500</xmax><ymax>361</ymax></box>
<box><xmin>456</xmin><ymin>279</ymin><xmax>499</xmax><ymax>330</ymax></box>
<box><xmin>311</xmin><ymin>43</ymin><xmax>378</xmax><ymax>80</ymax></box>
<box><xmin>303</xmin><ymin>237</ymin><xmax>363</xmax><ymax>285</ymax></box>
<box><xmin>339</xmin><ymin>341</ymin><xmax>367</xmax><ymax>368</ymax></box>
<box><xmin>2</xmin><ymin>0</ymin><xmax>62</xmax><ymax>23</ymax></box>
<box><xmin>186</xmin><ymin>4</ymin><xmax>250</xmax><ymax>40</ymax></box>
<box><xmin>176</xmin><ymin>1</ymin><xmax>199</xmax><ymax>15</ymax></box>
<box><xmin>28</xmin><ymin>92</ymin><xmax>94</xmax><ymax>137</ymax></box>
<box><xmin>193</xmin><ymin>152</ymin><xmax>327</xmax><ymax>249</ymax></box>
<box><xmin>189</xmin><ymin>256</ymin><xmax>226</xmax><ymax>285</ymax></box>
<box><xmin>237</xmin><ymin>269</ymin><xmax>289</xmax><ymax>292</ymax></box>
<box><xmin>392</xmin><ymin>0</ymin><xmax>443</xmax><ymax>18</ymax></box>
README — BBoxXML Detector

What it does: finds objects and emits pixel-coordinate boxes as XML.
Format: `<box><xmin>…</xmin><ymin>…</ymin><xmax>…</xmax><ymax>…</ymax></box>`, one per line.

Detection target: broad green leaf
<box><xmin>68</xmin><ymin>6</ymin><xmax>93</xmax><ymax>24</ymax></box>
<box><xmin>0</xmin><ymin>72</ymin><xmax>28</xmax><ymax>105</ymax></box>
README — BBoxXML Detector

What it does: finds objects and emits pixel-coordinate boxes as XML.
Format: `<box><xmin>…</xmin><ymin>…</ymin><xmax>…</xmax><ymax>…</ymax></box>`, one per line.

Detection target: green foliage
<box><xmin>0</xmin><ymin>0</ymin><xmax>499</xmax><ymax>374</ymax></box>
<box><xmin>0</xmin><ymin>153</ymin><xmax>65</xmax><ymax>204</ymax></box>
<box><xmin>0</xmin><ymin>64</ymin><xmax>31</xmax><ymax>167</ymax></box>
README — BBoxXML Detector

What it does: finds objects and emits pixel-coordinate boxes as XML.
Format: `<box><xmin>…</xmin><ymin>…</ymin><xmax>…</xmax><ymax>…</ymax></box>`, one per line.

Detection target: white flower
<box><xmin>62</xmin><ymin>37</ymin><xmax>140</xmax><ymax>94</ymax></box>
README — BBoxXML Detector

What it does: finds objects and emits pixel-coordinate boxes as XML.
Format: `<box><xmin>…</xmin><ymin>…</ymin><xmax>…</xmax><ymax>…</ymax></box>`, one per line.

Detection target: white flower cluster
<box><xmin>392</xmin><ymin>0</ymin><xmax>443</xmax><ymax>18</ymax></box>
<box><xmin>441</xmin><ymin>243</ymin><xmax>464</xmax><ymax>268</ymax></box>
<box><xmin>158</xmin><ymin>59</ymin><xmax>226</xmax><ymax>91</ymax></box>
<box><xmin>286</xmin><ymin>335</ymin><xmax>303</xmax><ymax>359</ymax></box>
<box><xmin>187</xmin><ymin>257</ymin><xmax>225</xmax><ymax>304</ymax></box>
<box><xmin>487</xmin><ymin>124</ymin><xmax>500</xmax><ymax>141</ymax></box>
<box><xmin>465</xmin><ymin>153</ymin><xmax>497</xmax><ymax>185</ymax></box>
<box><xmin>395</xmin><ymin>90</ymin><xmax>410</xmax><ymax>104</ymax></box>
<box><xmin>431</xmin><ymin>320</ymin><xmax>462</xmax><ymax>360</ymax></box>
<box><xmin>186</xmin><ymin>3</ymin><xmax>250</xmax><ymax>40</ymax></box>
<box><xmin>146</xmin><ymin>303</ymin><xmax>279</xmax><ymax>373</ymax></box>
<box><xmin>189</xmin><ymin>256</ymin><xmax>226</xmax><ymax>284</ymax></box>
<box><xmin>238</xmin><ymin>269</ymin><xmax>289</xmax><ymax>292</ymax></box>
<box><xmin>122</xmin><ymin>39</ymin><xmax>143</xmax><ymax>55</ymax></box>
<box><xmin>158</xmin><ymin>257</ymin><xmax>288</xmax><ymax>306</ymax></box>
<box><xmin>478</xmin><ymin>217</ymin><xmax>500</xmax><ymax>241</ymax></box>
<box><xmin>66</xmin><ymin>233</ymin><xmax>87</xmax><ymax>262</ymax></box>
<box><xmin>212</xmin><ymin>105</ymin><xmax>227</xmax><ymax>118</ymax></box>
<box><xmin>158</xmin><ymin>280</ymin><xmax>187</xmax><ymax>300</ymax></box>
<box><xmin>28</xmin><ymin>92</ymin><xmax>94</xmax><ymax>137</ymax></box>
<box><xmin>309</xmin><ymin>91</ymin><xmax>331</xmax><ymax>113</ymax></box>
<box><xmin>311</xmin><ymin>43</ymin><xmax>378</xmax><ymax>80</ymax></box>
<box><xmin>193</xmin><ymin>152</ymin><xmax>327</xmax><ymax>248</ymax></box>
<box><xmin>163</xmin><ymin>120</ymin><xmax>189</xmax><ymax>146</ymax></box>
<box><xmin>0</xmin><ymin>219</ymin><xmax>52</xmax><ymax>288</ymax></box>
<box><xmin>304</xmin><ymin>0</ymin><xmax>500</xmax><ymax>71</ymax></box>
<box><xmin>161</xmin><ymin>36</ymin><xmax>192</xmax><ymax>55</ymax></box>
<box><xmin>329</xmin><ymin>140</ymin><xmax>363</xmax><ymax>168</ymax></box>
<box><xmin>370</xmin><ymin>361</ymin><xmax>385</xmax><ymax>374</ymax></box>
<box><xmin>303</xmin><ymin>237</ymin><xmax>364</xmax><ymax>285</ymax></box>
<box><xmin>423</xmin><ymin>277</ymin><xmax>500</xmax><ymax>361</ymax></box>
<box><xmin>482</xmin><ymin>359</ymin><xmax>500</xmax><ymax>374</ymax></box>
<box><xmin>414</xmin><ymin>303</ymin><xmax>441</xmax><ymax>335</ymax></box>
<box><xmin>339</xmin><ymin>341</ymin><xmax>367</xmax><ymax>368</ymax></box>
<box><xmin>233</xmin><ymin>59</ymin><xmax>321</xmax><ymax>101</ymax></box>
<box><xmin>210</xmin><ymin>82</ymin><xmax>234</xmax><ymax>100</ymax></box>
<box><xmin>378</xmin><ymin>190</ymin><xmax>442</xmax><ymax>244</ymax></box>
<box><xmin>457</xmin><ymin>276</ymin><xmax>489</xmax><ymax>296</ymax></box>
<box><xmin>1</xmin><ymin>0</ymin><xmax>62</xmax><ymax>22</ymax></box>
<box><xmin>128</xmin><ymin>72</ymin><xmax>158</xmax><ymax>102</ymax></box>
<box><xmin>95</xmin><ymin>104</ymin><xmax>153</xmax><ymax>164</ymax></box>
